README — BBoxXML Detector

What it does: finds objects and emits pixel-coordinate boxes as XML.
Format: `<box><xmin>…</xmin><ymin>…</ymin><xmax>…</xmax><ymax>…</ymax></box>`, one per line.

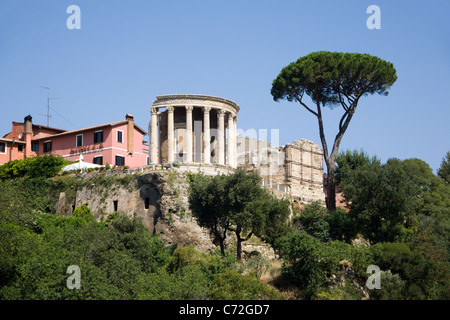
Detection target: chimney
<box><xmin>24</xmin><ymin>115</ymin><xmax>32</xmax><ymax>158</ymax></box>
<box><xmin>126</xmin><ymin>113</ymin><xmax>134</xmax><ymax>155</ymax></box>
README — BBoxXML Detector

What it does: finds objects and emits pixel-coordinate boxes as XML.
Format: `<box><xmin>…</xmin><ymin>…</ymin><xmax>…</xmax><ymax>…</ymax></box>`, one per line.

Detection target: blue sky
<box><xmin>1</xmin><ymin>0</ymin><xmax>449</xmax><ymax>172</ymax></box>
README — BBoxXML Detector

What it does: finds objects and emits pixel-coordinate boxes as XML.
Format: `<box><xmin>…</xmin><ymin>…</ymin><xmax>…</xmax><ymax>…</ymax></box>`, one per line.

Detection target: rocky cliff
<box><xmin>56</xmin><ymin>169</ymin><xmax>215</xmax><ymax>253</ymax></box>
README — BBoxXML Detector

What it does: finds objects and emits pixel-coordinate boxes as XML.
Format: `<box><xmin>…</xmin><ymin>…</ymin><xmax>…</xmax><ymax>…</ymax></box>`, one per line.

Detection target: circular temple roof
<box><xmin>152</xmin><ymin>94</ymin><xmax>240</xmax><ymax>114</ymax></box>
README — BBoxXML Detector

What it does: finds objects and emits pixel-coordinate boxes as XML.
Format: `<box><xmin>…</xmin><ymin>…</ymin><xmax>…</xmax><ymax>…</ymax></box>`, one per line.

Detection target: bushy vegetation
<box><xmin>0</xmin><ymin>150</ymin><xmax>449</xmax><ymax>300</ymax></box>
<box><xmin>278</xmin><ymin>150</ymin><xmax>450</xmax><ymax>299</ymax></box>
<box><xmin>0</xmin><ymin>166</ymin><xmax>285</xmax><ymax>300</ymax></box>
<box><xmin>0</xmin><ymin>155</ymin><xmax>70</xmax><ymax>180</ymax></box>
<box><xmin>0</xmin><ymin>206</ymin><xmax>285</xmax><ymax>300</ymax></box>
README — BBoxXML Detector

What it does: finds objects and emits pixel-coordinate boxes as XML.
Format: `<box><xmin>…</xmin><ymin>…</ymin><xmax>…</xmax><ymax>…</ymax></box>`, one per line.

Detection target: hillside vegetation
<box><xmin>0</xmin><ymin>153</ymin><xmax>449</xmax><ymax>300</ymax></box>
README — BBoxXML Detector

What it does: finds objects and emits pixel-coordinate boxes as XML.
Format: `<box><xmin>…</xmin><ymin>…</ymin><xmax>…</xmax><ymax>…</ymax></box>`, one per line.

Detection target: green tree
<box><xmin>225</xmin><ymin>169</ymin><xmax>273</xmax><ymax>260</ymax></box>
<box><xmin>337</xmin><ymin>152</ymin><xmax>450</xmax><ymax>244</ymax></box>
<box><xmin>295</xmin><ymin>201</ymin><xmax>330</xmax><ymax>242</ymax></box>
<box><xmin>271</xmin><ymin>51</ymin><xmax>397</xmax><ymax>211</ymax></box>
<box><xmin>337</xmin><ymin>155</ymin><xmax>416</xmax><ymax>243</ymax></box>
<box><xmin>324</xmin><ymin>208</ymin><xmax>357</xmax><ymax>243</ymax></box>
<box><xmin>438</xmin><ymin>151</ymin><xmax>450</xmax><ymax>185</ymax></box>
<box><xmin>335</xmin><ymin>149</ymin><xmax>381</xmax><ymax>185</ymax></box>
<box><xmin>254</xmin><ymin>193</ymin><xmax>292</xmax><ymax>249</ymax></box>
<box><xmin>189</xmin><ymin>168</ymin><xmax>290</xmax><ymax>260</ymax></box>
<box><xmin>276</xmin><ymin>230</ymin><xmax>333</xmax><ymax>298</ymax></box>
<box><xmin>369</xmin><ymin>241</ymin><xmax>449</xmax><ymax>299</ymax></box>
<box><xmin>189</xmin><ymin>173</ymin><xmax>230</xmax><ymax>256</ymax></box>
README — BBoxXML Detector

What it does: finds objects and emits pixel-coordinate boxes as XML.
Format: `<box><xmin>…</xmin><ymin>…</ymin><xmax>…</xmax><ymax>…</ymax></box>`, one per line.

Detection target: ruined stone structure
<box><xmin>149</xmin><ymin>94</ymin><xmax>325</xmax><ymax>204</ymax></box>
<box><xmin>237</xmin><ymin>137</ymin><xmax>325</xmax><ymax>204</ymax></box>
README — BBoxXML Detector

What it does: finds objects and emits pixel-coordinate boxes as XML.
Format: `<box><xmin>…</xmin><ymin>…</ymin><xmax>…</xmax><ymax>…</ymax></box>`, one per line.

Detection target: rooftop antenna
<box><xmin>39</xmin><ymin>86</ymin><xmax>60</xmax><ymax>126</ymax></box>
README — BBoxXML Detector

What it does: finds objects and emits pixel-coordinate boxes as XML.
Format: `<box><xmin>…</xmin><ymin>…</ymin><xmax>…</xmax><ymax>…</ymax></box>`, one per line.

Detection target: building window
<box><xmin>115</xmin><ymin>155</ymin><xmax>125</xmax><ymax>166</ymax></box>
<box><xmin>94</xmin><ymin>130</ymin><xmax>103</xmax><ymax>144</ymax></box>
<box><xmin>18</xmin><ymin>144</ymin><xmax>24</xmax><ymax>152</ymax></box>
<box><xmin>146</xmin><ymin>156</ymin><xmax>149</xmax><ymax>166</ymax></box>
<box><xmin>93</xmin><ymin>156</ymin><xmax>103</xmax><ymax>165</ymax></box>
<box><xmin>31</xmin><ymin>143</ymin><xmax>39</xmax><ymax>152</ymax></box>
<box><xmin>0</xmin><ymin>142</ymin><xmax>6</xmax><ymax>154</ymax></box>
<box><xmin>117</xmin><ymin>130</ymin><xmax>123</xmax><ymax>143</ymax></box>
<box><xmin>113</xmin><ymin>200</ymin><xmax>118</xmax><ymax>212</ymax></box>
<box><xmin>43</xmin><ymin>141</ymin><xmax>52</xmax><ymax>153</ymax></box>
<box><xmin>76</xmin><ymin>134</ymin><xmax>83</xmax><ymax>147</ymax></box>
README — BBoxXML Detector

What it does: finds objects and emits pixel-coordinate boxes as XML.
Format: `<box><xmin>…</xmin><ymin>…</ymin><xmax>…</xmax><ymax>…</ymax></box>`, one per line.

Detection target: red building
<box><xmin>0</xmin><ymin>114</ymin><xmax>149</xmax><ymax>169</ymax></box>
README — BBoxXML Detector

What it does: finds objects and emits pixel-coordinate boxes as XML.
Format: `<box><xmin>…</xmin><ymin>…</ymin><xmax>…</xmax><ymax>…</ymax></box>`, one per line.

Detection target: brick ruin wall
<box><xmin>237</xmin><ymin>137</ymin><xmax>325</xmax><ymax>205</ymax></box>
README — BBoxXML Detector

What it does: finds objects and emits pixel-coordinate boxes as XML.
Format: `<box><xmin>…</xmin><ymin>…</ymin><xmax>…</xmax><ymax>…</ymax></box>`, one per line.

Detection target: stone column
<box><xmin>150</xmin><ymin>107</ymin><xmax>158</xmax><ymax>164</ymax></box>
<box><xmin>185</xmin><ymin>106</ymin><xmax>193</xmax><ymax>163</ymax></box>
<box><xmin>167</xmin><ymin>106</ymin><xmax>174</xmax><ymax>164</ymax></box>
<box><xmin>233</xmin><ymin>115</ymin><xmax>237</xmax><ymax>168</ymax></box>
<box><xmin>233</xmin><ymin>115</ymin><xmax>238</xmax><ymax>168</ymax></box>
<box><xmin>218</xmin><ymin>109</ymin><xmax>225</xmax><ymax>165</ymax></box>
<box><xmin>227</xmin><ymin>113</ymin><xmax>234</xmax><ymax>167</ymax></box>
<box><xmin>203</xmin><ymin>107</ymin><xmax>211</xmax><ymax>164</ymax></box>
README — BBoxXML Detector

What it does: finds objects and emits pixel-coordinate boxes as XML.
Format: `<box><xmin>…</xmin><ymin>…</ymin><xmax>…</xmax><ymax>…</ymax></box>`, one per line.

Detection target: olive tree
<box><xmin>189</xmin><ymin>168</ymin><xmax>290</xmax><ymax>260</ymax></box>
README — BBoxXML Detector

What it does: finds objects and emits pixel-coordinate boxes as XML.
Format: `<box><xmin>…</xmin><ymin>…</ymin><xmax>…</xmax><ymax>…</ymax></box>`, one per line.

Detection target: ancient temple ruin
<box><xmin>149</xmin><ymin>94</ymin><xmax>324</xmax><ymax>204</ymax></box>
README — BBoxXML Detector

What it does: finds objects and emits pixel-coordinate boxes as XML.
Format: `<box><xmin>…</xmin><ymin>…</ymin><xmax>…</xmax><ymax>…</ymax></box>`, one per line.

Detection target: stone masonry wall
<box><xmin>236</xmin><ymin>136</ymin><xmax>325</xmax><ymax>204</ymax></box>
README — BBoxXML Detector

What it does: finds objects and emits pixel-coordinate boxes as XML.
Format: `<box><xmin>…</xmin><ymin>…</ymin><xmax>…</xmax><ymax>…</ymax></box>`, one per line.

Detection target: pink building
<box><xmin>1</xmin><ymin>115</ymin><xmax>66</xmax><ymax>165</ymax></box>
<box><xmin>1</xmin><ymin>114</ymin><xmax>149</xmax><ymax>169</ymax></box>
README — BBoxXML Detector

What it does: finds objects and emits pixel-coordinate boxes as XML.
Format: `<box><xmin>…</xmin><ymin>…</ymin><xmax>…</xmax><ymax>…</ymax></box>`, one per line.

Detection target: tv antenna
<box><xmin>39</xmin><ymin>86</ymin><xmax>60</xmax><ymax>126</ymax></box>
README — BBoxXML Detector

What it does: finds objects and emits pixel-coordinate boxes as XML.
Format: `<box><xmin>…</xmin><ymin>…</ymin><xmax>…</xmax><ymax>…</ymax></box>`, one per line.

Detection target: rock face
<box><xmin>57</xmin><ymin>169</ymin><xmax>215</xmax><ymax>253</ymax></box>
<box><xmin>325</xmin><ymin>260</ymin><xmax>370</xmax><ymax>300</ymax></box>
<box><xmin>55</xmin><ymin>165</ymin><xmax>325</xmax><ymax>256</ymax></box>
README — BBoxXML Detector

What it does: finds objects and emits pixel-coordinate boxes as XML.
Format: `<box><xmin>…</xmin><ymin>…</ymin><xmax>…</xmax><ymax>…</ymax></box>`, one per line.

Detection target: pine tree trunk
<box><xmin>326</xmin><ymin>162</ymin><xmax>337</xmax><ymax>212</ymax></box>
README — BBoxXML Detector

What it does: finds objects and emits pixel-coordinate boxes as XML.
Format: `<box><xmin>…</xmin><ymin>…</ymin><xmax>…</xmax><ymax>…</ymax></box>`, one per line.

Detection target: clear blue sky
<box><xmin>1</xmin><ymin>0</ymin><xmax>449</xmax><ymax>172</ymax></box>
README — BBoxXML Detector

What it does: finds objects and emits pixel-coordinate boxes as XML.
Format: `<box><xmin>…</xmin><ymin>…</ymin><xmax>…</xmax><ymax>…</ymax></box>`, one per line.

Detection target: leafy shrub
<box><xmin>245</xmin><ymin>252</ymin><xmax>270</xmax><ymax>278</ymax></box>
<box><xmin>324</xmin><ymin>208</ymin><xmax>357</xmax><ymax>242</ymax></box>
<box><xmin>295</xmin><ymin>201</ymin><xmax>330</xmax><ymax>241</ymax></box>
<box><xmin>369</xmin><ymin>242</ymin><xmax>449</xmax><ymax>299</ymax></box>
<box><xmin>369</xmin><ymin>270</ymin><xmax>406</xmax><ymax>300</ymax></box>
<box><xmin>0</xmin><ymin>155</ymin><xmax>69</xmax><ymax>180</ymax></box>
<box><xmin>72</xmin><ymin>205</ymin><xmax>95</xmax><ymax>222</ymax></box>
<box><xmin>315</xmin><ymin>282</ymin><xmax>365</xmax><ymax>300</ymax></box>
<box><xmin>276</xmin><ymin>230</ymin><xmax>330</xmax><ymax>298</ymax></box>
<box><xmin>104</xmin><ymin>211</ymin><xmax>120</xmax><ymax>226</ymax></box>
<box><xmin>349</xmin><ymin>244</ymin><xmax>373</xmax><ymax>280</ymax></box>
<box><xmin>134</xmin><ymin>265</ymin><xmax>210</xmax><ymax>300</ymax></box>
<box><xmin>210</xmin><ymin>269</ymin><xmax>285</xmax><ymax>300</ymax></box>
<box><xmin>0</xmin><ymin>212</ymin><xmax>172</xmax><ymax>300</ymax></box>
<box><xmin>168</xmin><ymin>245</ymin><xmax>204</xmax><ymax>272</ymax></box>
<box><xmin>172</xmin><ymin>160</ymin><xmax>181</xmax><ymax>168</ymax></box>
